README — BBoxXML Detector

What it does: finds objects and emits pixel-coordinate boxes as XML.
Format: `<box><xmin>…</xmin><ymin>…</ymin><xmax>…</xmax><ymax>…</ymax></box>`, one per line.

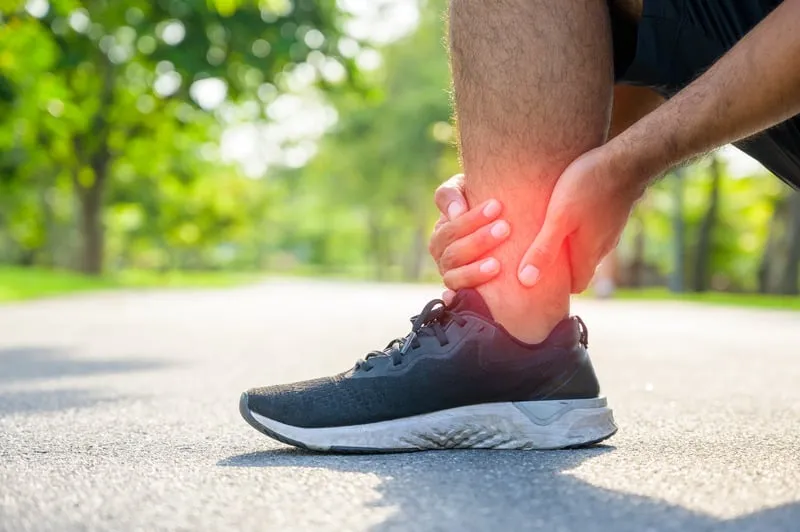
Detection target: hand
<box><xmin>517</xmin><ymin>145</ymin><xmax>643</xmax><ymax>293</ymax></box>
<box><xmin>429</xmin><ymin>174</ymin><xmax>510</xmax><ymax>303</ymax></box>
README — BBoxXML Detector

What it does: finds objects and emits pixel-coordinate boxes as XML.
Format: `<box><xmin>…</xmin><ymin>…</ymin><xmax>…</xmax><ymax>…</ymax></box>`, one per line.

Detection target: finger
<box><xmin>438</xmin><ymin>219</ymin><xmax>510</xmax><ymax>272</ymax></box>
<box><xmin>434</xmin><ymin>173</ymin><xmax>467</xmax><ymax>220</ymax></box>
<box><xmin>518</xmin><ymin>213</ymin><xmax>570</xmax><ymax>287</ymax></box>
<box><xmin>443</xmin><ymin>257</ymin><xmax>501</xmax><ymax>291</ymax></box>
<box><xmin>442</xmin><ymin>289</ymin><xmax>456</xmax><ymax>305</ymax></box>
<box><xmin>433</xmin><ymin>214</ymin><xmax>447</xmax><ymax>232</ymax></box>
<box><xmin>429</xmin><ymin>199</ymin><xmax>503</xmax><ymax>262</ymax></box>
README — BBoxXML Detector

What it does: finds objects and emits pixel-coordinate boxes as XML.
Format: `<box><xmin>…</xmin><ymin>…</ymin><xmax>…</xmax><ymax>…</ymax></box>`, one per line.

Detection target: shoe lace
<box><xmin>355</xmin><ymin>299</ymin><xmax>467</xmax><ymax>372</ymax></box>
<box><xmin>574</xmin><ymin>315</ymin><xmax>589</xmax><ymax>348</ymax></box>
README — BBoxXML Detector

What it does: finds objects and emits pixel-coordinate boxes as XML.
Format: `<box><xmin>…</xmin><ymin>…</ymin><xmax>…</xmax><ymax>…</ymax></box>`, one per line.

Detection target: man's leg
<box><xmin>449</xmin><ymin>0</ymin><xmax>614</xmax><ymax>342</ymax></box>
<box><xmin>240</xmin><ymin>0</ymin><xmax>620</xmax><ymax>452</ymax></box>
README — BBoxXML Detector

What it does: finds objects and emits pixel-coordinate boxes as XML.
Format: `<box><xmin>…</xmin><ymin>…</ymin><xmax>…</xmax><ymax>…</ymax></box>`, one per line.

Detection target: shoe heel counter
<box><xmin>548</xmin><ymin>348</ymin><xmax>601</xmax><ymax>399</ymax></box>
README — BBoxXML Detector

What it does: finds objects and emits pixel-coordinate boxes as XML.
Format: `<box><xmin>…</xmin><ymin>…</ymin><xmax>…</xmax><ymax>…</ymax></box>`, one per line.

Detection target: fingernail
<box><xmin>519</xmin><ymin>265</ymin><xmax>540</xmax><ymax>286</ymax></box>
<box><xmin>482</xmin><ymin>199</ymin><xmax>501</xmax><ymax>218</ymax></box>
<box><xmin>447</xmin><ymin>202</ymin><xmax>465</xmax><ymax>220</ymax></box>
<box><xmin>480</xmin><ymin>258</ymin><xmax>500</xmax><ymax>274</ymax></box>
<box><xmin>490</xmin><ymin>220</ymin><xmax>510</xmax><ymax>239</ymax></box>
<box><xmin>442</xmin><ymin>290</ymin><xmax>455</xmax><ymax>304</ymax></box>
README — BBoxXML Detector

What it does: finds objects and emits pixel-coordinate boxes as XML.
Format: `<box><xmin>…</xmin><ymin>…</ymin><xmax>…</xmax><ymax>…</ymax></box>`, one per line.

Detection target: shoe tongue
<box><xmin>448</xmin><ymin>289</ymin><xmax>494</xmax><ymax>320</ymax></box>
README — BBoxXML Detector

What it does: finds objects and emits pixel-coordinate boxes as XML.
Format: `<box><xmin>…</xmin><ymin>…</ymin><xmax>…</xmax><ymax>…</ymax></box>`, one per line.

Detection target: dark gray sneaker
<box><xmin>240</xmin><ymin>289</ymin><xmax>616</xmax><ymax>452</ymax></box>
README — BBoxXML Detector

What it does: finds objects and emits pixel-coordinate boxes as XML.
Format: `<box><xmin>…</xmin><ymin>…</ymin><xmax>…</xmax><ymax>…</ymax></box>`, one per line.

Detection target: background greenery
<box><xmin>1</xmin><ymin>0</ymin><xmax>798</xmax><ymax>303</ymax></box>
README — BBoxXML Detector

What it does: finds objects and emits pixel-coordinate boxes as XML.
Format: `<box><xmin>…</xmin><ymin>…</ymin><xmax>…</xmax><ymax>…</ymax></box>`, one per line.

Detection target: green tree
<box><xmin>0</xmin><ymin>0</ymin><xmax>347</xmax><ymax>274</ymax></box>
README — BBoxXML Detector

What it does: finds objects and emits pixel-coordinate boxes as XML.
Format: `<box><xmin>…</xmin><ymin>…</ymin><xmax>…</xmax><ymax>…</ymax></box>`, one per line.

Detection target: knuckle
<box><xmin>434</xmin><ymin>186</ymin><xmax>454</xmax><ymax>210</ymax></box>
<box><xmin>443</xmin><ymin>173</ymin><xmax>464</xmax><ymax>189</ymax></box>
<box><xmin>439</xmin><ymin>247</ymin><xmax>461</xmax><ymax>271</ymax></box>
<box><xmin>429</xmin><ymin>229</ymin><xmax>445</xmax><ymax>257</ymax></box>
<box><xmin>427</xmin><ymin>238</ymin><xmax>438</xmax><ymax>258</ymax></box>
<box><xmin>436</xmin><ymin>224</ymin><xmax>457</xmax><ymax>248</ymax></box>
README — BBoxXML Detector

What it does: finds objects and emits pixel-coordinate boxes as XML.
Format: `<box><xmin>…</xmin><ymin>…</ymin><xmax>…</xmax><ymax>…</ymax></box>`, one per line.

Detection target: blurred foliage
<box><xmin>618</xmin><ymin>157</ymin><xmax>793</xmax><ymax>293</ymax></box>
<box><xmin>0</xmin><ymin>0</ymin><xmax>798</xmax><ymax>295</ymax></box>
<box><xmin>0</xmin><ymin>0</ymin><xmax>350</xmax><ymax>273</ymax></box>
<box><xmin>267</xmin><ymin>1</ymin><xmax>457</xmax><ymax>280</ymax></box>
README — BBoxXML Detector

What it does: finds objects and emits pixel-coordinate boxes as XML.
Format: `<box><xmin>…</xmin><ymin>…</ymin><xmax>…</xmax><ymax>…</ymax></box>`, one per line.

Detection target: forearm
<box><xmin>609</xmin><ymin>0</ymin><xmax>800</xmax><ymax>189</ymax></box>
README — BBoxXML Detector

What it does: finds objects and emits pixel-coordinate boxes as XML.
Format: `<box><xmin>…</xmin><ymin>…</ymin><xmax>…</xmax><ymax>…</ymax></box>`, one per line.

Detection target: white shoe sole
<box><xmin>240</xmin><ymin>394</ymin><xmax>617</xmax><ymax>453</ymax></box>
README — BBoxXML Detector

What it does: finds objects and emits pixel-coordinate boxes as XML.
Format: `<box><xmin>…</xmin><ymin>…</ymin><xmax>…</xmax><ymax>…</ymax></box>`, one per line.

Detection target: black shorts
<box><xmin>611</xmin><ymin>0</ymin><xmax>800</xmax><ymax>189</ymax></box>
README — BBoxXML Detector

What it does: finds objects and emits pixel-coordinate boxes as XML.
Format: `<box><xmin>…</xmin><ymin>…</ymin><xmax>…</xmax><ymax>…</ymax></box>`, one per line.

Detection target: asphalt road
<box><xmin>1</xmin><ymin>279</ymin><xmax>799</xmax><ymax>532</ymax></box>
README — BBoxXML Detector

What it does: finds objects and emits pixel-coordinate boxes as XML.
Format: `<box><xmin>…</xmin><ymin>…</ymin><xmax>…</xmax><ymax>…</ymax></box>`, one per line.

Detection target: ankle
<box><xmin>478</xmin><ymin>287</ymin><xmax>569</xmax><ymax>343</ymax></box>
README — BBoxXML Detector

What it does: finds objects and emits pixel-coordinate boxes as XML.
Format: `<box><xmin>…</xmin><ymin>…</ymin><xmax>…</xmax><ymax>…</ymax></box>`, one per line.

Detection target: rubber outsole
<box><xmin>239</xmin><ymin>392</ymin><xmax>414</xmax><ymax>453</ymax></box>
<box><xmin>239</xmin><ymin>392</ymin><xmax>617</xmax><ymax>454</ymax></box>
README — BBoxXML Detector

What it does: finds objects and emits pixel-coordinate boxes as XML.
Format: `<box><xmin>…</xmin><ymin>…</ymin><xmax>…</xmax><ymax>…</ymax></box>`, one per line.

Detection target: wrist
<box><xmin>605</xmin><ymin>124</ymin><xmax>671</xmax><ymax>197</ymax></box>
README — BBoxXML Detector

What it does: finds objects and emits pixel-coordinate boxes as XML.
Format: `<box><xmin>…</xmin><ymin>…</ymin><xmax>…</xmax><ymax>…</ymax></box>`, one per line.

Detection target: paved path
<box><xmin>1</xmin><ymin>279</ymin><xmax>799</xmax><ymax>531</ymax></box>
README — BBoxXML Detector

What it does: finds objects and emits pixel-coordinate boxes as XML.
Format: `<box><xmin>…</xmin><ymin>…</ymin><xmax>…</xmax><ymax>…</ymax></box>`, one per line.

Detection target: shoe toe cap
<box><xmin>240</xmin><ymin>375</ymin><xmax>361</xmax><ymax>428</ymax></box>
<box><xmin>242</xmin><ymin>386</ymin><xmax>288</xmax><ymax>421</ymax></box>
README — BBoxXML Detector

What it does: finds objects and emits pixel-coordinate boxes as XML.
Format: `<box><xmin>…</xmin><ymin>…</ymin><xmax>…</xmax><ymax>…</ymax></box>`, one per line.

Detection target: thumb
<box><xmin>434</xmin><ymin>173</ymin><xmax>467</xmax><ymax>220</ymax></box>
<box><xmin>518</xmin><ymin>214</ymin><xmax>569</xmax><ymax>287</ymax></box>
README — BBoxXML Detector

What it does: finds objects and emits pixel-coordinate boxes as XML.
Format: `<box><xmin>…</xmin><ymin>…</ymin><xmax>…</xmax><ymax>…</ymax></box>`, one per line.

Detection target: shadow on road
<box><xmin>0</xmin><ymin>347</ymin><xmax>164</xmax><ymax>383</ymax></box>
<box><xmin>0</xmin><ymin>388</ymin><xmax>122</xmax><ymax>415</ymax></box>
<box><xmin>219</xmin><ymin>447</ymin><xmax>800</xmax><ymax>531</ymax></box>
<box><xmin>0</xmin><ymin>347</ymin><xmax>165</xmax><ymax>415</ymax></box>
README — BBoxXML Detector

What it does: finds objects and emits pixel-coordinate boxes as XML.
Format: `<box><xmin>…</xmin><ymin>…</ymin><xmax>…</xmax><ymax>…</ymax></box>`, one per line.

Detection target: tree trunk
<box><xmin>628</xmin><ymin>216</ymin><xmax>645</xmax><ymax>288</ymax></box>
<box><xmin>73</xmin><ymin>58</ymin><xmax>114</xmax><ymax>276</ymax></box>
<box><xmin>758</xmin><ymin>199</ymin><xmax>786</xmax><ymax>294</ymax></box>
<box><xmin>692</xmin><ymin>156</ymin><xmax>722</xmax><ymax>292</ymax></box>
<box><xmin>406</xmin><ymin>222</ymin><xmax>427</xmax><ymax>282</ymax></box>
<box><xmin>779</xmin><ymin>191</ymin><xmax>800</xmax><ymax>294</ymax></box>
<box><xmin>37</xmin><ymin>170</ymin><xmax>57</xmax><ymax>268</ymax></box>
<box><xmin>78</xmin><ymin>177</ymin><xmax>106</xmax><ymax>275</ymax></box>
<box><xmin>759</xmin><ymin>197</ymin><xmax>783</xmax><ymax>293</ymax></box>
<box><xmin>670</xmin><ymin>169</ymin><xmax>686</xmax><ymax>292</ymax></box>
<box><xmin>758</xmin><ymin>191</ymin><xmax>800</xmax><ymax>294</ymax></box>
<box><xmin>367</xmin><ymin>211</ymin><xmax>386</xmax><ymax>281</ymax></box>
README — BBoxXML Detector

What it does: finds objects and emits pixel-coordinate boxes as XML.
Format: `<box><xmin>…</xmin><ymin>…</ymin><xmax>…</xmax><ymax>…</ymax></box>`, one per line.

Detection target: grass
<box><xmin>607</xmin><ymin>287</ymin><xmax>800</xmax><ymax>311</ymax></box>
<box><xmin>0</xmin><ymin>267</ymin><xmax>261</xmax><ymax>303</ymax></box>
<box><xmin>1</xmin><ymin>266</ymin><xmax>798</xmax><ymax>311</ymax></box>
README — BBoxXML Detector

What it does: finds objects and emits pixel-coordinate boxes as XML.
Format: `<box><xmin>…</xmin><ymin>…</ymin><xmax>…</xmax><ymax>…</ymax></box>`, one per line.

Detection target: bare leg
<box><xmin>449</xmin><ymin>0</ymin><xmax>614</xmax><ymax>342</ymax></box>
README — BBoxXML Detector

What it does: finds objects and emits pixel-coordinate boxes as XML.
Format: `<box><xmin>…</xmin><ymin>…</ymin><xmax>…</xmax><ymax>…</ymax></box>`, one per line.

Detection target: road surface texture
<box><xmin>1</xmin><ymin>279</ymin><xmax>799</xmax><ymax>532</ymax></box>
